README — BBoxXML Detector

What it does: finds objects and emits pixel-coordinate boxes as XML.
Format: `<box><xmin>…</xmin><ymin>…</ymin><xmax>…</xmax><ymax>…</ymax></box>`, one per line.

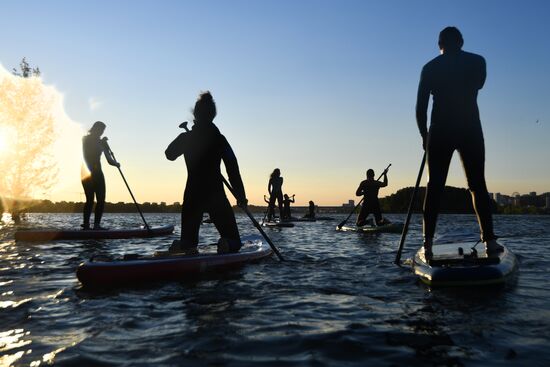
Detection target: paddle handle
<box><xmin>394</xmin><ymin>152</ymin><xmax>426</xmax><ymax>265</ymax></box>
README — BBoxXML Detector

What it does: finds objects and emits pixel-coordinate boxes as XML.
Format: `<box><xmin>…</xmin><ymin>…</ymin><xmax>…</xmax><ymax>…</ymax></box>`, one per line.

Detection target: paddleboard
<box><xmin>336</xmin><ymin>222</ymin><xmax>404</xmax><ymax>233</ymax></box>
<box><xmin>261</xmin><ymin>221</ymin><xmax>295</xmax><ymax>228</ymax></box>
<box><xmin>15</xmin><ymin>224</ymin><xmax>174</xmax><ymax>241</ymax></box>
<box><xmin>286</xmin><ymin>217</ymin><xmax>316</xmax><ymax>222</ymax></box>
<box><xmin>76</xmin><ymin>235</ymin><xmax>272</xmax><ymax>287</ymax></box>
<box><xmin>412</xmin><ymin>241</ymin><xmax>518</xmax><ymax>287</ymax></box>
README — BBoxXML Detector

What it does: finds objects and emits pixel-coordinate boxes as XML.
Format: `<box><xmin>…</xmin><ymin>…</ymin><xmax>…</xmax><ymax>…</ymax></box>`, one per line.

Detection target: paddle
<box><xmin>394</xmin><ymin>152</ymin><xmax>426</xmax><ymax>266</ymax></box>
<box><xmin>337</xmin><ymin>163</ymin><xmax>391</xmax><ymax>229</ymax></box>
<box><xmin>262</xmin><ymin>195</ymin><xmax>271</xmax><ymax>224</ymax></box>
<box><xmin>179</xmin><ymin>122</ymin><xmax>284</xmax><ymax>261</ymax></box>
<box><xmin>103</xmin><ymin>140</ymin><xmax>151</xmax><ymax>231</ymax></box>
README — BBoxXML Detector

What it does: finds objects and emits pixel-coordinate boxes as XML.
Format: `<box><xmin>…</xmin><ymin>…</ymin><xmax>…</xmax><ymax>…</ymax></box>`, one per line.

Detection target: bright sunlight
<box><xmin>0</xmin><ymin>132</ymin><xmax>6</xmax><ymax>153</ymax></box>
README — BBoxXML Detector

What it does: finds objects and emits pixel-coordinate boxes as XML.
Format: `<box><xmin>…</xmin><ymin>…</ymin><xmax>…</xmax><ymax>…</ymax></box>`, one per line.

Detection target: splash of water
<box><xmin>0</xmin><ymin>64</ymin><xmax>84</xmax><ymax>214</ymax></box>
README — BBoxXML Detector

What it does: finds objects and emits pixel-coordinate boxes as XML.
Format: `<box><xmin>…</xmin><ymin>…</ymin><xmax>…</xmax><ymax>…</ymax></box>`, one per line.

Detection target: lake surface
<box><xmin>1</xmin><ymin>212</ymin><xmax>549</xmax><ymax>366</ymax></box>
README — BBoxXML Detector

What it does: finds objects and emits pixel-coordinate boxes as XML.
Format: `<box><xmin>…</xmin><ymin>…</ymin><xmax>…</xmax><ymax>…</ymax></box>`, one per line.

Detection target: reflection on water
<box><xmin>0</xmin><ymin>329</ymin><xmax>30</xmax><ymax>367</ymax></box>
<box><xmin>0</xmin><ymin>212</ymin><xmax>549</xmax><ymax>366</ymax></box>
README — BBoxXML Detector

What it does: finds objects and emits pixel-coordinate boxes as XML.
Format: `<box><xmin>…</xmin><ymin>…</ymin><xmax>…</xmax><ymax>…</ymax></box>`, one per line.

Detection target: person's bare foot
<box><xmin>424</xmin><ymin>238</ymin><xmax>433</xmax><ymax>261</ymax></box>
<box><xmin>484</xmin><ymin>239</ymin><xmax>504</xmax><ymax>255</ymax></box>
<box><xmin>168</xmin><ymin>240</ymin><xmax>199</xmax><ymax>256</ymax></box>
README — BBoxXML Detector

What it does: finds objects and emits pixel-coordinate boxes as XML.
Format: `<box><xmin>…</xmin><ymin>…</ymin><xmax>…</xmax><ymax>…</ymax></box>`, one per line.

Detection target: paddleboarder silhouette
<box><xmin>81</xmin><ymin>121</ymin><xmax>120</xmax><ymax>230</ymax></box>
<box><xmin>263</xmin><ymin>195</ymin><xmax>276</xmax><ymax>222</ymax></box>
<box><xmin>416</xmin><ymin>27</ymin><xmax>503</xmax><ymax>259</ymax></box>
<box><xmin>355</xmin><ymin>168</ymin><xmax>389</xmax><ymax>226</ymax></box>
<box><xmin>304</xmin><ymin>200</ymin><xmax>316</xmax><ymax>219</ymax></box>
<box><xmin>267</xmin><ymin>168</ymin><xmax>284</xmax><ymax>221</ymax></box>
<box><xmin>282</xmin><ymin>194</ymin><xmax>295</xmax><ymax>221</ymax></box>
<box><xmin>165</xmin><ymin>91</ymin><xmax>247</xmax><ymax>255</ymax></box>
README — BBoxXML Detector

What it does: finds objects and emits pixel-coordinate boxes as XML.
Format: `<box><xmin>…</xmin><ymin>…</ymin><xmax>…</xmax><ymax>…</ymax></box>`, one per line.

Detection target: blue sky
<box><xmin>1</xmin><ymin>0</ymin><xmax>548</xmax><ymax>205</ymax></box>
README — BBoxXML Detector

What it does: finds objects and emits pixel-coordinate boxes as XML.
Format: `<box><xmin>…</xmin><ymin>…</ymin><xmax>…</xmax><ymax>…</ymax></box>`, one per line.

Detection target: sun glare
<box><xmin>0</xmin><ymin>126</ymin><xmax>15</xmax><ymax>154</ymax></box>
<box><xmin>0</xmin><ymin>132</ymin><xmax>7</xmax><ymax>153</ymax></box>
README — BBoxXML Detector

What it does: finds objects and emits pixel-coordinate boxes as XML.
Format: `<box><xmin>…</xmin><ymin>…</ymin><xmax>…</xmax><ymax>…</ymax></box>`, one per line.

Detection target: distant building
<box><xmin>495</xmin><ymin>193</ymin><xmax>502</xmax><ymax>205</ymax></box>
<box><xmin>546</xmin><ymin>195</ymin><xmax>550</xmax><ymax>209</ymax></box>
<box><xmin>530</xmin><ymin>191</ymin><xmax>537</xmax><ymax>197</ymax></box>
<box><xmin>342</xmin><ymin>199</ymin><xmax>355</xmax><ymax>208</ymax></box>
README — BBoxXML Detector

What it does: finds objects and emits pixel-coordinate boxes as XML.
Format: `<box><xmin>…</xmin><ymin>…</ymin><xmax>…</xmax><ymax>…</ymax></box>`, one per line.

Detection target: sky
<box><xmin>0</xmin><ymin>0</ymin><xmax>549</xmax><ymax>206</ymax></box>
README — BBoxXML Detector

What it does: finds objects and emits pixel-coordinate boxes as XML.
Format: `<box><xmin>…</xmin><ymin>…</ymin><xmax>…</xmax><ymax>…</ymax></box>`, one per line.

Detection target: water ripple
<box><xmin>0</xmin><ymin>213</ymin><xmax>548</xmax><ymax>365</ymax></box>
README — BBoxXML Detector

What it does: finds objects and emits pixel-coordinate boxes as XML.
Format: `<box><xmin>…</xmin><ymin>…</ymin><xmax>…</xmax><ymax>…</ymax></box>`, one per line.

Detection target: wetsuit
<box><xmin>282</xmin><ymin>196</ymin><xmax>294</xmax><ymax>220</ymax></box>
<box><xmin>81</xmin><ymin>135</ymin><xmax>115</xmax><ymax>228</ymax></box>
<box><xmin>165</xmin><ymin>122</ymin><xmax>246</xmax><ymax>247</ymax></box>
<box><xmin>356</xmin><ymin>177</ymin><xmax>386</xmax><ymax>226</ymax></box>
<box><xmin>416</xmin><ymin>50</ymin><xmax>495</xmax><ymax>242</ymax></box>
<box><xmin>268</xmin><ymin>176</ymin><xmax>283</xmax><ymax>221</ymax></box>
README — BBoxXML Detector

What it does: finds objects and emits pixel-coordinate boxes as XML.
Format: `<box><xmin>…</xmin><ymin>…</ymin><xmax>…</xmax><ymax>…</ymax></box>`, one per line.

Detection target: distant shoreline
<box><xmin>1</xmin><ymin>186</ymin><xmax>548</xmax><ymax>215</ymax></box>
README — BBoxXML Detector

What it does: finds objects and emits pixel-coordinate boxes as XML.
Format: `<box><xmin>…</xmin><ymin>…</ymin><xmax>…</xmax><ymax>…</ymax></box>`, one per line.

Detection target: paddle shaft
<box><xmin>261</xmin><ymin>195</ymin><xmax>270</xmax><ymax>224</ymax></box>
<box><xmin>104</xmin><ymin>142</ymin><xmax>151</xmax><ymax>231</ymax></box>
<box><xmin>221</xmin><ymin>176</ymin><xmax>284</xmax><ymax>261</ymax></box>
<box><xmin>337</xmin><ymin>163</ymin><xmax>391</xmax><ymax>229</ymax></box>
<box><xmin>394</xmin><ymin>152</ymin><xmax>426</xmax><ymax>265</ymax></box>
<box><xmin>179</xmin><ymin>123</ymin><xmax>284</xmax><ymax>261</ymax></box>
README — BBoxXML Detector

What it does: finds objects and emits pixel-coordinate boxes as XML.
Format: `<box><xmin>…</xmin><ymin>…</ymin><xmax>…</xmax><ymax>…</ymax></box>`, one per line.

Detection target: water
<box><xmin>1</xmin><ymin>213</ymin><xmax>549</xmax><ymax>366</ymax></box>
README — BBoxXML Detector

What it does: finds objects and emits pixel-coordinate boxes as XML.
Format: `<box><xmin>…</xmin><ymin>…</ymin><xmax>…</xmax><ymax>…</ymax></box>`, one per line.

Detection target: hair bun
<box><xmin>199</xmin><ymin>91</ymin><xmax>213</xmax><ymax>102</ymax></box>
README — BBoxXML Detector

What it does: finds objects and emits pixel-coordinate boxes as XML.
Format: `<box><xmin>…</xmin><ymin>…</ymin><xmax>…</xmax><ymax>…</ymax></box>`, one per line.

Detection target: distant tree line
<box><xmin>379</xmin><ymin>186</ymin><xmax>477</xmax><ymax>213</ymax></box>
<box><xmin>378</xmin><ymin>186</ymin><xmax>549</xmax><ymax>215</ymax></box>
<box><xmin>0</xmin><ymin>199</ymin><xmax>271</xmax><ymax>214</ymax></box>
<box><xmin>1</xmin><ymin>186</ymin><xmax>548</xmax><ymax>215</ymax></box>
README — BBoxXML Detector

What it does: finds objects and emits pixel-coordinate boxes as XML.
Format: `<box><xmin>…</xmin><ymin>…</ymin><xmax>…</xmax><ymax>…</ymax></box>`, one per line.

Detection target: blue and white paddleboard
<box><xmin>412</xmin><ymin>241</ymin><xmax>518</xmax><ymax>287</ymax></box>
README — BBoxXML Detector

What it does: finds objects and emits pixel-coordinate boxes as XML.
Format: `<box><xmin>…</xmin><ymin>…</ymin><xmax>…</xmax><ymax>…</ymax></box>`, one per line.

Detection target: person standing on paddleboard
<box><xmin>267</xmin><ymin>168</ymin><xmax>284</xmax><ymax>221</ymax></box>
<box><xmin>81</xmin><ymin>121</ymin><xmax>120</xmax><ymax>230</ymax></box>
<box><xmin>355</xmin><ymin>168</ymin><xmax>389</xmax><ymax>227</ymax></box>
<box><xmin>416</xmin><ymin>27</ymin><xmax>503</xmax><ymax>259</ymax></box>
<box><xmin>165</xmin><ymin>91</ymin><xmax>247</xmax><ymax>255</ymax></box>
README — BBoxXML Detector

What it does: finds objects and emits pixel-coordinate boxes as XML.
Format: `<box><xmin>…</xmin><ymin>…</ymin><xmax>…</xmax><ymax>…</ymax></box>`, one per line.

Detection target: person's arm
<box><xmin>290</xmin><ymin>195</ymin><xmax>295</xmax><ymax>203</ymax></box>
<box><xmin>165</xmin><ymin>133</ymin><xmax>187</xmax><ymax>161</ymax></box>
<box><xmin>221</xmin><ymin>136</ymin><xmax>247</xmax><ymax>207</ymax></box>
<box><xmin>416</xmin><ymin>65</ymin><xmax>431</xmax><ymax>149</ymax></box>
<box><xmin>356</xmin><ymin>182</ymin><xmax>364</xmax><ymax>196</ymax></box>
<box><xmin>100</xmin><ymin>138</ymin><xmax>120</xmax><ymax>167</ymax></box>
<box><xmin>264</xmin><ymin>195</ymin><xmax>269</xmax><ymax>204</ymax></box>
<box><xmin>477</xmin><ymin>56</ymin><xmax>486</xmax><ymax>90</ymax></box>
<box><xmin>379</xmin><ymin>172</ymin><xmax>388</xmax><ymax>188</ymax></box>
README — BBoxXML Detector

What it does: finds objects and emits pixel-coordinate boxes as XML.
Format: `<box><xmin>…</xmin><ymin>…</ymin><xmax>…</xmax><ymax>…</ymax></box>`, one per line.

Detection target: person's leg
<box><xmin>180</xmin><ymin>198</ymin><xmax>202</xmax><ymax>247</ymax></box>
<box><xmin>458</xmin><ymin>126</ymin><xmax>499</xmax><ymax>250</ymax></box>
<box><xmin>81</xmin><ymin>177</ymin><xmax>94</xmax><ymax>229</ymax></box>
<box><xmin>276</xmin><ymin>192</ymin><xmax>284</xmax><ymax>219</ymax></box>
<box><xmin>268</xmin><ymin>196</ymin><xmax>276</xmax><ymax>221</ymax></box>
<box><xmin>424</xmin><ymin>128</ymin><xmax>454</xmax><ymax>255</ymax></box>
<box><xmin>356</xmin><ymin>201</ymin><xmax>369</xmax><ymax>226</ymax></box>
<box><xmin>373</xmin><ymin>201</ymin><xmax>384</xmax><ymax>225</ymax></box>
<box><xmin>210</xmin><ymin>194</ymin><xmax>241</xmax><ymax>253</ymax></box>
<box><xmin>93</xmin><ymin>172</ymin><xmax>106</xmax><ymax>229</ymax></box>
